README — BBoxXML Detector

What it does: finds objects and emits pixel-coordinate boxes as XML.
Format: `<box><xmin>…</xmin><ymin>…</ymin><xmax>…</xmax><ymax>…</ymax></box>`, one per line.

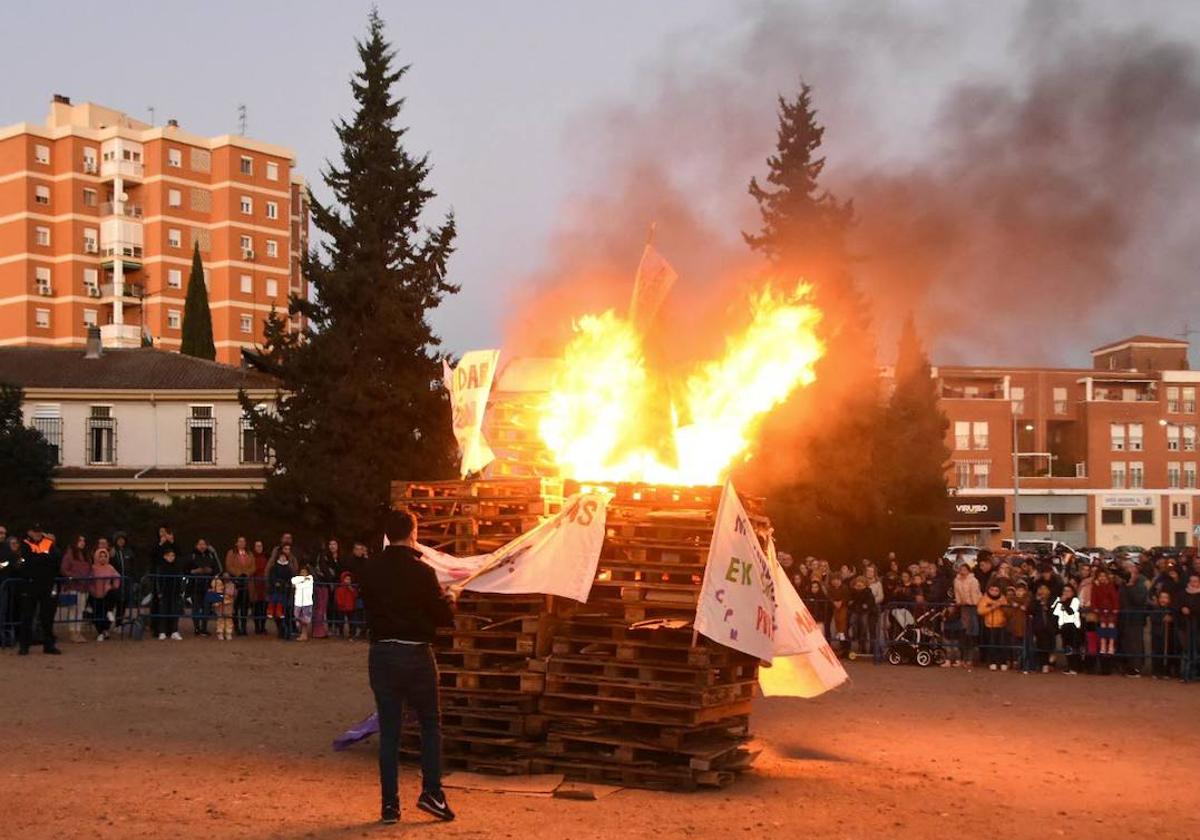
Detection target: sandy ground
<box><xmin>3</xmin><ymin>638</ymin><xmax>1198</xmax><ymax>840</ymax></box>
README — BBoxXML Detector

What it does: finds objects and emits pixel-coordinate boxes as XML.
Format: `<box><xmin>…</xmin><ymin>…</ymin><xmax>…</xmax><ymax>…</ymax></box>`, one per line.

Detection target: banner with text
<box><xmin>444</xmin><ymin>349</ymin><xmax>500</xmax><ymax>477</ymax></box>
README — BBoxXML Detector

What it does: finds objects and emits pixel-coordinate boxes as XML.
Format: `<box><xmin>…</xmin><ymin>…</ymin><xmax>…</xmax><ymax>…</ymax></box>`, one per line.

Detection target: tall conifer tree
<box><xmin>245</xmin><ymin>9</ymin><xmax>457</xmax><ymax>536</ymax></box>
<box><xmin>180</xmin><ymin>242</ymin><xmax>216</xmax><ymax>360</ymax></box>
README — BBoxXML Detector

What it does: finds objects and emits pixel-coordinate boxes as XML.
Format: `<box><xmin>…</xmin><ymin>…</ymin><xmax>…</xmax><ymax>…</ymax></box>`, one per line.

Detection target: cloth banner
<box><xmin>694</xmin><ymin>480</ymin><xmax>847</xmax><ymax>697</ymax></box>
<box><xmin>444</xmin><ymin>349</ymin><xmax>500</xmax><ymax>477</ymax></box>
<box><xmin>454</xmin><ymin>493</ymin><xmax>608</xmax><ymax>603</ymax></box>
<box><xmin>628</xmin><ymin>243</ymin><xmax>678</xmax><ymax>334</ymax></box>
<box><xmin>332</xmin><ymin>712</ymin><xmax>379</xmax><ymax>751</ymax></box>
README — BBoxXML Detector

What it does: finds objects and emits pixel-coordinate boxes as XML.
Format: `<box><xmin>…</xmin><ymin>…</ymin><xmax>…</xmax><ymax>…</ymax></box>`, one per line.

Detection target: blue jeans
<box><xmin>368</xmin><ymin>642</ymin><xmax>443</xmax><ymax>807</ymax></box>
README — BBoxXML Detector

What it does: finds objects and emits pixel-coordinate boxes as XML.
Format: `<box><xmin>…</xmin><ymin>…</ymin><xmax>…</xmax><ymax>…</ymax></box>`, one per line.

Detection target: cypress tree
<box><xmin>180</xmin><ymin>242</ymin><xmax>216</xmax><ymax>360</ymax></box>
<box><xmin>244</xmin><ymin>9</ymin><xmax>457</xmax><ymax>537</ymax></box>
<box><xmin>0</xmin><ymin>385</ymin><xmax>56</xmax><ymax>512</ymax></box>
<box><xmin>744</xmin><ymin>82</ymin><xmax>886</xmax><ymax>563</ymax></box>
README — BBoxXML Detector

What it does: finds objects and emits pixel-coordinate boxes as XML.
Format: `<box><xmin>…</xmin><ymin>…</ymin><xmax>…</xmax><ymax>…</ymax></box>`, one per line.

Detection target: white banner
<box><xmin>694</xmin><ymin>480</ymin><xmax>777</xmax><ymax>662</ymax></box>
<box><xmin>416</xmin><ymin>492</ymin><xmax>609</xmax><ymax>603</ymax></box>
<box><xmin>444</xmin><ymin>350</ymin><xmax>500</xmax><ymax>477</ymax></box>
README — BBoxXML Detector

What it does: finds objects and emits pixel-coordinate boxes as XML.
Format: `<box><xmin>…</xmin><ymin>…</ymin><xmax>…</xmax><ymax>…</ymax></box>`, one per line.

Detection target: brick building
<box><xmin>939</xmin><ymin>334</ymin><xmax>1200</xmax><ymax>551</ymax></box>
<box><xmin>0</xmin><ymin>96</ymin><xmax>308</xmax><ymax>365</ymax></box>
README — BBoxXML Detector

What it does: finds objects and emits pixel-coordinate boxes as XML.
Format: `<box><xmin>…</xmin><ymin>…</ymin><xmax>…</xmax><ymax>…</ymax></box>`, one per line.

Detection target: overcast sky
<box><xmin>4</xmin><ymin>1</ymin><xmax>1198</xmax><ymax>366</ymax></box>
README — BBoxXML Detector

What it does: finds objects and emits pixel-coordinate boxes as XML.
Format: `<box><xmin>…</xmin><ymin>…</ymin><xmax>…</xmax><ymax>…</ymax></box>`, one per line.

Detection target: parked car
<box><xmin>1075</xmin><ymin>546</ymin><xmax>1114</xmax><ymax>563</ymax></box>
<box><xmin>1112</xmin><ymin>545</ymin><xmax>1147</xmax><ymax>562</ymax></box>
<box><xmin>1148</xmin><ymin>546</ymin><xmax>1185</xmax><ymax>562</ymax></box>
<box><xmin>1001</xmin><ymin>539</ymin><xmax>1077</xmax><ymax>557</ymax></box>
<box><xmin>942</xmin><ymin>545</ymin><xmax>982</xmax><ymax>567</ymax></box>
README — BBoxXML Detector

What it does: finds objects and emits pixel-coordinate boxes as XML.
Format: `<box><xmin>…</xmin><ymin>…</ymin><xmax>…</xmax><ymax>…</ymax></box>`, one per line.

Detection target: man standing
<box><xmin>1120</xmin><ymin>562</ymin><xmax>1150</xmax><ymax>676</ymax></box>
<box><xmin>16</xmin><ymin>524</ymin><xmax>62</xmax><ymax>655</ymax></box>
<box><xmin>359</xmin><ymin>511</ymin><xmax>455</xmax><ymax>825</ymax></box>
<box><xmin>184</xmin><ymin>538</ymin><xmax>221</xmax><ymax>636</ymax></box>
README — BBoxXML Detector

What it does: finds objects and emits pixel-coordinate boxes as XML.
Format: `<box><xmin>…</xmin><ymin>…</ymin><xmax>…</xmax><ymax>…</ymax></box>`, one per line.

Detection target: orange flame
<box><xmin>537</xmin><ymin>283</ymin><xmax>823</xmax><ymax>484</ymax></box>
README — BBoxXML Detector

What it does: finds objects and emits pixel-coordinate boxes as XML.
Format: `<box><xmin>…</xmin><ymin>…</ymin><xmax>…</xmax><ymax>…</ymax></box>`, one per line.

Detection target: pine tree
<box><xmin>744</xmin><ymin>82</ymin><xmax>886</xmax><ymax>563</ymax></box>
<box><xmin>244</xmin><ymin>9</ymin><xmax>457</xmax><ymax>537</ymax></box>
<box><xmin>876</xmin><ymin>315</ymin><xmax>951</xmax><ymax>559</ymax></box>
<box><xmin>180</xmin><ymin>243</ymin><xmax>216</xmax><ymax>360</ymax></box>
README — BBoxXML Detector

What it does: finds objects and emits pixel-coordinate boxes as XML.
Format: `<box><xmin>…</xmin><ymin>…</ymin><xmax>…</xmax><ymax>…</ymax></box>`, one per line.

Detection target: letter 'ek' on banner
<box><xmin>694</xmin><ymin>481</ymin><xmax>777</xmax><ymax>662</ymax></box>
<box><xmin>444</xmin><ymin>350</ymin><xmax>500</xmax><ymax>477</ymax></box>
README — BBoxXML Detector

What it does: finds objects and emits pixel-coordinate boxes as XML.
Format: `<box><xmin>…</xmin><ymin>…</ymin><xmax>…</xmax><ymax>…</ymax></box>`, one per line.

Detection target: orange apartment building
<box><xmin>0</xmin><ymin>96</ymin><xmax>308</xmax><ymax>365</ymax></box>
<box><xmin>938</xmin><ymin>335</ymin><xmax>1200</xmax><ymax>552</ymax></box>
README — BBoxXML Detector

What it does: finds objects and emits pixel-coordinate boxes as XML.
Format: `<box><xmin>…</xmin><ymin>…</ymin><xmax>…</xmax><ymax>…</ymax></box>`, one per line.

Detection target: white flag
<box><xmin>444</xmin><ymin>350</ymin><xmax>500</xmax><ymax>477</ymax></box>
<box><xmin>694</xmin><ymin>480</ymin><xmax>778</xmax><ymax>662</ymax></box>
<box><xmin>758</xmin><ymin>538</ymin><xmax>848</xmax><ymax>697</ymax></box>
<box><xmin>416</xmin><ymin>543</ymin><xmax>489</xmax><ymax>586</ymax></box>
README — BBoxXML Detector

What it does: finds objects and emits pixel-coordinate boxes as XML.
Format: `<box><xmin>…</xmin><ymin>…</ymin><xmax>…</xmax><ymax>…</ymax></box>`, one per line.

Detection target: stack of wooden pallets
<box><xmin>392</xmin><ymin>477</ymin><xmax>564</xmax><ymax>554</ymax></box>
<box><xmin>389</xmin><ymin>478</ymin><xmax>765</xmax><ymax>791</ymax></box>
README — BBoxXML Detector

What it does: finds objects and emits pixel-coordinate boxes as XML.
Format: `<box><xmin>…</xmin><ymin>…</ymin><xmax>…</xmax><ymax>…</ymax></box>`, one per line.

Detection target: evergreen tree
<box><xmin>180</xmin><ymin>243</ymin><xmax>216</xmax><ymax>360</ymax></box>
<box><xmin>0</xmin><ymin>385</ymin><xmax>56</xmax><ymax>512</ymax></box>
<box><xmin>743</xmin><ymin>82</ymin><xmax>886</xmax><ymax>562</ymax></box>
<box><xmin>876</xmin><ymin>315</ymin><xmax>951</xmax><ymax>559</ymax></box>
<box><xmin>244</xmin><ymin>9</ymin><xmax>457</xmax><ymax>537</ymax></box>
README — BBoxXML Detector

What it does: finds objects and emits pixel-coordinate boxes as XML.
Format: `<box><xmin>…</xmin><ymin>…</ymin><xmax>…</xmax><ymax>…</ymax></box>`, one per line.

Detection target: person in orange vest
<box><xmin>16</xmin><ymin>524</ymin><xmax>62</xmax><ymax>655</ymax></box>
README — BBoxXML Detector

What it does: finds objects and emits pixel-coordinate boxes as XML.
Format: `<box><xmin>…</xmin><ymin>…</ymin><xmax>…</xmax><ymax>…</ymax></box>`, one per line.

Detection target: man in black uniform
<box><xmin>16</xmin><ymin>524</ymin><xmax>62</xmax><ymax>656</ymax></box>
<box><xmin>359</xmin><ymin>510</ymin><xmax>455</xmax><ymax>825</ymax></box>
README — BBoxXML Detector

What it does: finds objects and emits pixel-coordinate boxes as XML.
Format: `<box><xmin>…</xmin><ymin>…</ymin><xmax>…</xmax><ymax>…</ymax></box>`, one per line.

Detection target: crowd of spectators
<box><xmin>0</xmin><ymin>522</ymin><xmax>373</xmax><ymax>652</ymax></box>
<box><xmin>783</xmin><ymin>549</ymin><xmax>1200</xmax><ymax>680</ymax></box>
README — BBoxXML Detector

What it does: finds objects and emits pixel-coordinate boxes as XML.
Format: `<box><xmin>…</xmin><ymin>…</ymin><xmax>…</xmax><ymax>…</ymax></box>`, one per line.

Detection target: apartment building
<box><xmin>0</xmin><ymin>96</ymin><xmax>308</xmax><ymax>365</ymax></box>
<box><xmin>939</xmin><ymin>334</ymin><xmax>1200</xmax><ymax>551</ymax></box>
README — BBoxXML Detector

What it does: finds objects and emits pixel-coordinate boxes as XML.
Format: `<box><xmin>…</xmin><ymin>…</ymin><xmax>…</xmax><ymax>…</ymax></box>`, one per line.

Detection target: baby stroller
<box><xmin>885</xmin><ymin>605</ymin><xmax>950</xmax><ymax>667</ymax></box>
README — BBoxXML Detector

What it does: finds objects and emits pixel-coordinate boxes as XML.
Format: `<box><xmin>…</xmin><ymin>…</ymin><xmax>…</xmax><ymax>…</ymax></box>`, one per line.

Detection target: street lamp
<box><xmin>1012</xmin><ymin>416</ymin><xmax>1035</xmax><ymax>548</ymax></box>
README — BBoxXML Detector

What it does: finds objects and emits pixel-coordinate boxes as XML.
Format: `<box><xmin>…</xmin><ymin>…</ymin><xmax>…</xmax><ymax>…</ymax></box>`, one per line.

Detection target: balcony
<box><xmin>100</xmin><ymin>159</ymin><xmax>144</xmax><ymax>181</ymax></box>
<box><xmin>100</xmin><ymin>202</ymin><xmax>144</xmax><ymax>219</ymax></box>
<box><xmin>939</xmin><ymin>385</ymin><xmax>1006</xmax><ymax>400</ymax></box>
<box><xmin>99</xmin><ymin>323</ymin><xmax>142</xmax><ymax>349</ymax></box>
<box><xmin>100</xmin><ymin>242</ymin><xmax>144</xmax><ymax>271</ymax></box>
<box><xmin>99</xmin><ymin>281</ymin><xmax>145</xmax><ymax>302</ymax></box>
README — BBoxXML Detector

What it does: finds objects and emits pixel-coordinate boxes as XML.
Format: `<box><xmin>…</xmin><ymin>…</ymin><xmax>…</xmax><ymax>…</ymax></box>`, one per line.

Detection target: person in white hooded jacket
<box><xmin>291</xmin><ymin>565</ymin><xmax>315</xmax><ymax>642</ymax></box>
<box><xmin>1052</xmin><ymin>583</ymin><xmax>1083</xmax><ymax>674</ymax></box>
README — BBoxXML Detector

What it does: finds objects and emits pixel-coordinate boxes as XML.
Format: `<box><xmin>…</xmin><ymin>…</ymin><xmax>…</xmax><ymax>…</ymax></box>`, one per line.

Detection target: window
<box><xmin>35</xmin><ymin>144</ymin><xmax>50</xmax><ymax>164</ymax></box>
<box><xmin>1129</xmin><ymin>461</ymin><xmax>1144</xmax><ymax>489</ymax></box>
<box><xmin>1185</xmin><ymin>387</ymin><xmax>1197</xmax><ymax>413</ymax></box>
<box><xmin>83</xmin><ymin>228</ymin><xmax>98</xmax><ymax>254</ymax></box>
<box><xmin>83</xmin><ymin>268</ymin><xmax>99</xmax><ymax>295</ymax></box>
<box><xmin>1110</xmin><ymin>423</ymin><xmax>1125</xmax><ymax>451</ymax></box>
<box><xmin>31</xmin><ymin>404</ymin><xmax>62</xmax><ymax>465</ymax></box>
<box><xmin>954</xmin><ymin>421</ymin><xmax>970</xmax><ymax>451</ymax></box>
<box><xmin>1053</xmin><ymin>387</ymin><xmax>1068</xmax><ymax>414</ymax></box>
<box><xmin>168</xmin><ymin>148</ymin><xmax>182</xmax><ymax>168</ymax></box>
<box><xmin>1010</xmin><ymin>386</ymin><xmax>1025</xmax><ymax>415</ymax></box>
<box><xmin>240</xmin><ymin>415</ymin><xmax>269</xmax><ymax>463</ymax></box>
<box><xmin>168</xmin><ymin>189</ymin><xmax>182</xmax><ymax>208</ymax></box>
<box><xmin>240</xmin><ymin>314</ymin><xmax>252</xmax><ymax>334</ymax></box>
<box><xmin>240</xmin><ymin>274</ymin><xmax>253</xmax><ymax>294</ymax></box>
<box><xmin>1111</xmin><ymin>462</ymin><xmax>1127</xmax><ymax>489</ymax></box>
<box><xmin>83</xmin><ymin>309</ymin><xmax>97</xmax><ymax>326</ymax></box>
<box><xmin>168</xmin><ymin>228</ymin><xmax>182</xmax><ymax>248</ymax></box>
<box><xmin>266</xmin><ymin>239</ymin><xmax>278</xmax><ymax>258</ymax></box>
<box><xmin>35</xmin><ymin>226</ymin><xmax>50</xmax><ymax>246</ymax></box>
<box><xmin>266</xmin><ymin>201</ymin><xmax>278</xmax><ymax>220</ymax></box>
<box><xmin>35</xmin><ymin>185</ymin><xmax>50</xmax><ymax>205</ymax></box>
<box><xmin>953</xmin><ymin>461</ymin><xmax>970</xmax><ymax>487</ymax></box>
<box><xmin>187</xmin><ymin>406</ymin><xmax>216</xmax><ymax>464</ymax></box>
<box><xmin>1187</xmin><ymin>463</ymin><xmax>1198</xmax><ymax>489</ymax></box>
<box><xmin>240</xmin><ymin>235</ymin><xmax>253</xmax><ymax>255</ymax></box>
<box><xmin>83</xmin><ymin>188</ymin><xmax>97</xmax><ymax>207</ymax></box>
<box><xmin>1172</xmin><ymin>502</ymin><xmax>1189</xmax><ymax>519</ymax></box>
<box><xmin>266</xmin><ymin>161</ymin><xmax>278</xmax><ymax>181</ymax></box>
<box><xmin>1122</xmin><ymin>388</ymin><xmax>1137</xmax><ymax>402</ymax></box>
<box><xmin>963</xmin><ymin>386</ymin><xmax>979</xmax><ymax>398</ymax></box>
<box><xmin>1167</xmin><ymin>386</ymin><xmax>1180</xmax><ymax>413</ymax></box>
<box><xmin>35</xmin><ymin>266</ymin><xmax>52</xmax><ymax>295</ymax></box>
<box><xmin>240</xmin><ymin>195</ymin><xmax>253</xmax><ymax>215</ymax></box>
<box><xmin>1128</xmin><ymin>423</ymin><xmax>1144</xmax><ymax>452</ymax></box>
<box><xmin>167</xmin><ymin>309</ymin><xmax>181</xmax><ymax>330</ymax></box>
<box><xmin>86</xmin><ymin>406</ymin><xmax>116</xmax><ymax>465</ymax></box>
<box><xmin>1101</xmin><ymin>509</ymin><xmax>1124</xmax><ymax>526</ymax></box>
<box><xmin>1168</xmin><ymin>462</ymin><xmax>1181</xmax><ymax>489</ymax></box>
<box><xmin>1131</xmin><ymin>508</ymin><xmax>1154</xmax><ymax>526</ymax></box>
<box><xmin>35</xmin><ymin>308</ymin><xmax>50</xmax><ymax>328</ymax></box>
<box><xmin>972</xmin><ymin>462</ymin><xmax>989</xmax><ymax>489</ymax></box>
<box><xmin>1167</xmin><ymin>424</ymin><xmax>1181</xmax><ymax>451</ymax></box>
<box><xmin>82</xmin><ymin>147</ymin><xmax>98</xmax><ymax>173</ymax></box>
<box><xmin>240</xmin><ymin>156</ymin><xmax>253</xmax><ymax>175</ymax></box>
<box><xmin>167</xmin><ymin>268</ymin><xmax>183</xmax><ymax>289</ymax></box>
<box><xmin>265</xmin><ymin>278</ymin><xmax>278</xmax><ymax>298</ymax></box>
<box><xmin>1185</xmin><ymin>425</ymin><xmax>1197</xmax><ymax>452</ymax></box>
<box><xmin>972</xmin><ymin>421</ymin><xmax>989</xmax><ymax>450</ymax></box>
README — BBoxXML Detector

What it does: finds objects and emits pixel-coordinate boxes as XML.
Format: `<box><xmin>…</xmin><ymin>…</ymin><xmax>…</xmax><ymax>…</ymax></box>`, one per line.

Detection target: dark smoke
<box><xmin>505</xmin><ymin>0</ymin><xmax>1200</xmax><ymax>368</ymax></box>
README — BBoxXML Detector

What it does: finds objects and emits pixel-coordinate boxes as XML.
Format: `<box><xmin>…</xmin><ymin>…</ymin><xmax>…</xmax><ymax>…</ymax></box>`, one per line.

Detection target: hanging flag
<box><xmin>757</xmin><ymin>539</ymin><xmax>849</xmax><ymax>698</ymax></box>
<box><xmin>694</xmin><ymin>480</ymin><xmax>777</xmax><ymax>662</ymax></box>
<box><xmin>416</xmin><ymin>542</ymin><xmax>489</xmax><ymax>586</ymax></box>
<box><xmin>444</xmin><ymin>349</ymin><xmax>500</xmax><ymax>477</ymax></box>
<box><xmin>452</xmin><ymin>492</ymin><xmax>609</xmax><ymax>603</ymax></box>
<box><xmin>628</xmin><ymin>243</ymin><xmax>678</xmax><ymax>334</ymax></box>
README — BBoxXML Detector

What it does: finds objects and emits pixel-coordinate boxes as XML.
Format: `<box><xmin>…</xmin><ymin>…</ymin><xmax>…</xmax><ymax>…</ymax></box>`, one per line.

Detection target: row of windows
<box><xmin>1099</xmin><ymin>508</ymin><xmax>1157</xmax><ymax>526</ymax></box>
<box><xmin>1165</xmin><ymin>386</ymin><xmax>1198</xmax><ymax>413</ymax></box>
<box><xmin>29</xmin><ymin>306</ymin><xmax>258</xmax><ymax>335</ymax></box>
<box><xmin>30</xmin><ymin>406</ymin><xmax>268</xmax><ymax>466</ymax></box>
<box><xmin>1111</xmin><ymin>422</ymin><xmax>1196</xmax><ymax>451</ymax></box>
<box><xmin>30</xmin><ymin>263</ymin><xmax>288</xmax><ymax>301</ymax></box>
<box><xmin>1109</xmin><ymin>461</ymin><xmax>1198</xmax><ymax>489</ymax></box>
<box><xmin>34</xmin><ymin>141</ymin><xmax>281</xmax><ymax>183</ymax></box>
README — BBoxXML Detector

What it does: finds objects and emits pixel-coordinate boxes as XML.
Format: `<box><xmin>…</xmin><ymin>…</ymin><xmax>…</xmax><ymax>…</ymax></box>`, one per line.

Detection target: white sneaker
<box><xmin>989</xmin><ymin>664</ymin><xmax>997</xmax><ymax>671</ymax></box>
<box><xmin>158</xmin><ymin>633</ymin><xmax>167</xmax><ymax>641</ymax></box>
<box><xmin>96</xmin><ymin>633</ymin><xmax>106</xmax><ymax>642</ymax></box>
<box><xmin>170</xmin><ymin>632</ymin><xmax>183</xmax><ymax>641</ymax></box>
<box><xmin>106</xmin><ymin>610</ymin><xmax>116</xmax><ymax>624</ymax></box>
<box><xmin>1000</xmin><ymin>664</ymin><xmax>1008</xmax><ymax>671</ymax></box>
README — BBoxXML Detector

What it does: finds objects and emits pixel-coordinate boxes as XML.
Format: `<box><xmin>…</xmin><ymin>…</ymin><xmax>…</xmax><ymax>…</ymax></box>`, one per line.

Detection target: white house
<box><xmin>0</xmin><ymin>330</ymin><xmax>278</xmax><ymax>502</ymax></box>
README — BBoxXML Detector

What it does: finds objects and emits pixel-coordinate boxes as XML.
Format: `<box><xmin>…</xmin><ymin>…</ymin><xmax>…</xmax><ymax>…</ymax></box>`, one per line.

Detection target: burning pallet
<box><xmin>390</xmin><ymin>478</ymin><xmax>767</xmax><ymax>791</ymax></box>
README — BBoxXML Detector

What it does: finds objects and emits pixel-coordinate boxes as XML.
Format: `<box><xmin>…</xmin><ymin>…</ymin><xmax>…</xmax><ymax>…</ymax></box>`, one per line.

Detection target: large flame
<box><xmin>537</xmin><ymin>283</ymin><xmax>824</xmax><ymax>484</ymax></box>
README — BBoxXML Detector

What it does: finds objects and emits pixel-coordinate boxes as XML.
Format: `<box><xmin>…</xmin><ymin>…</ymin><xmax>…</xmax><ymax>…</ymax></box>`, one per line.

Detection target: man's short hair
<box><xmin>384</xmin><ymin>510</ymin><xmax>418</xmax><ymax>544</ymax></box>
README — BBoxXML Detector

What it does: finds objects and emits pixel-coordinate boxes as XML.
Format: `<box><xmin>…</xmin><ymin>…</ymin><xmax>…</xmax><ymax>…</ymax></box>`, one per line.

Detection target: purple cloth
<box><xmin>333</xmin><ymin>712</ymin><xmax>379</xmax><ymax>751</ymax></box>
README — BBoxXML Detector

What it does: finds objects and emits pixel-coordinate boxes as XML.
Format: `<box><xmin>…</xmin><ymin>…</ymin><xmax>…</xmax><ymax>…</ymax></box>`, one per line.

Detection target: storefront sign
<box><xmin>947</xmin><ymin>496</ymin><xmax>1005</xmax><ymax>523</ymax></box>
<box><xmin>1101</xmin><ymin>494</ymin><xmax>1155</xmax><ymax>509</ymax></box>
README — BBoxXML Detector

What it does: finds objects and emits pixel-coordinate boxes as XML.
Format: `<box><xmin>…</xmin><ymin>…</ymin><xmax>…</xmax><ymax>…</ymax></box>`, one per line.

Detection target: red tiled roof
<box><xmin>0</xmin><ymin>348</ymin><xmax>278</xmax><ymax>390</ymax></box>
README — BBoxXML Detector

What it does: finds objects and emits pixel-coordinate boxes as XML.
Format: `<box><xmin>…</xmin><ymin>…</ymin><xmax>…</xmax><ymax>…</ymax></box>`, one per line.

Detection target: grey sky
<box><xmin>4</xmin><ymin>1</ymin><xmax>1199</xmax><ymax>365</ymax></box>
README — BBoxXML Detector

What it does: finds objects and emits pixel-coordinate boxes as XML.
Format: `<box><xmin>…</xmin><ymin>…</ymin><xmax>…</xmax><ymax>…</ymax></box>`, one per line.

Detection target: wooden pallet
<box><xmin>440</xmin><ymin>668</ymin><xmax>546</xmax><ymax>694</ymax></box>
<box><xmin>546</xmin><ymin>655</ymin><xmax>757</xmax><ymax>688</ymax></box>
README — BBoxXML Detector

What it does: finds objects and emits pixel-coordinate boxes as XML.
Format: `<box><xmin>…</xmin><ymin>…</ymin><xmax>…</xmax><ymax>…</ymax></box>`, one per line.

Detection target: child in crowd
<box><xmin>205</xmin><ymin>577</ymin><xmax>226</xmax><ymax>639</ymax></box>
<box><xmin>847</xmin><ymin>575</ymin><xmax>877</xmax><ymax>656</ymax></box>
<box><xmin>1149</xmin><ymin>590</ymin><xmax>1178</xmax><ymax>679</ymax></box>
<box><xmin>1052</xmin><ymin>583</ymin><xmax>1083</xmax><ymax>675</ymax></box>
<box><xmin>334</xmin><ymin>570</ymin><xmax>358</xmax><ymax>639</ymax></box>
<box><xmin>940</xmin><ymin>605</ymin><xmax>964</xmax><ymax>667</ymax></box>
<box><xmin>1004</xmin><ymin>583</ymin><xmax>1029</xmax><ymax>672</ymax></box>
<box><xmin>215</xmin><ymin>573</ymin><xmax>237</xmax><ymax>641</ymax></box>
<box><xmin>1091</xmin><ymin>569</ymin><xmax>1121</xmax><ymax>669</ymax></box>
<box><xmin>1029</xmin><ymin>584</ymin><xmax>1057</xmax><ymax>674</ymax></box>
<box><xmin>976</xmin><ymin>582</ymin><xmax>1009</xmax><ymax>671</ymax></box>
<box><xmin>268</xmin><ymin>552</ymin><xmax>294</xmax><ymax>640</ymax></box>
<box><xmin>291</xmin><ymin>564</ymin><xmax>315</xmax><ymax>642</ymax></box>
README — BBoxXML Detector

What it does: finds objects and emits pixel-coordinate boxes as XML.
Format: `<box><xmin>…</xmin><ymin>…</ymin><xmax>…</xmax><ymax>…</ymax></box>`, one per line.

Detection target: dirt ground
<box><xmin>3</xmin><ymin>638</ymin><xmax>1198</xmax><ymax>840</ymax></box>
